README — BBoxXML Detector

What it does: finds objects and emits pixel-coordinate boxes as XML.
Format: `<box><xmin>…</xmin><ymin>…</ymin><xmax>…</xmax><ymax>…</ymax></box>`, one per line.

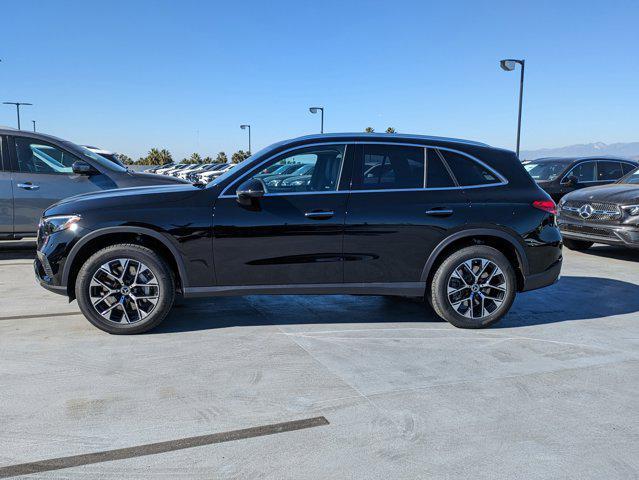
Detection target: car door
<box><xmin>9</xmin><ymin>136</ymin><xmax>115</xmax><ymax>235</ymax></box>
<box><xmin>560</xmin><ymin>160</ymin><xmax>597</xmax><ymax>197</ymax></box>
<box><xmin>212</xmin><ymin>143</ymin><xmax>351</xmax><ymax>286</ymax></box>
<box><xmin>0</xmin><ymin>135</ymin><xmax>14</xmax><ymax>236</ymax></box>
<box><xmin>343</xmin><ymin>144</ymin><xmax>472</xmax><ymax>284</ymax></box>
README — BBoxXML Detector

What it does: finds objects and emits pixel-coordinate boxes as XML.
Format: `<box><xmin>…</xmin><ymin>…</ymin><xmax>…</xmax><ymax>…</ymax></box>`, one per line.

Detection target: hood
<box><xmin>564</xmin><ymin>183</ymin><xmax>639</xmax><ymax>204</ymax></box>
<box><xmin>130</xmin><ymin>171</ymin><xmax>189</xmax><ymax>184</ymax></box>
<box><xmin>47</xmin><ymin>183</ymin><xmax>200</xmax><ymax>212</ymax></box>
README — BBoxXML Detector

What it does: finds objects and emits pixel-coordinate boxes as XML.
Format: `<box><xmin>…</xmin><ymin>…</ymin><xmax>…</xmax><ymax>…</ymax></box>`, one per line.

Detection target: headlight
<box><xmin>39</xmin><ymin>215</ymin><xmax>81</xmax><ymax>237</ymax></box>
<box><xmin>558</xmin><ymin>197</ymin><xmax>567</xmax><ymax>208</ymax></box>
<box><xmin>289</xmin><ymin>179</ymin><xmax>306</xmax><ymax>186</ymax></box>
<box><xmin>623</xmin><ymin>205</ymin><xmax>639</xmax><ymax>216</ymax></box>
<box><xmin>267</xmin><ymin>179</ymin><xmax>281</xmax><ymax>186</ymax></box>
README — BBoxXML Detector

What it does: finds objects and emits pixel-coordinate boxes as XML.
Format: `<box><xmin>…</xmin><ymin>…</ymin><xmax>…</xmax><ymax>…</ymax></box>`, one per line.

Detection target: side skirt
<box><xmin>182</xmin><ymin>282</ymin><xmax>426</xmax><ymax>298</ymax></box>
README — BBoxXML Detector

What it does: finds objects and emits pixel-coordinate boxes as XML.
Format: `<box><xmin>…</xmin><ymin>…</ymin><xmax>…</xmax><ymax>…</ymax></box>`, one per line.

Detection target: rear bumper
<box><xmin>558</xmin><ymin>219</ymin><xmax>639</xmax><ymax>248</ymax></box>
<box><xmin>521</xmin><ymin>257</ymin><xmax>562</xmax><ymax>292</ymax></box>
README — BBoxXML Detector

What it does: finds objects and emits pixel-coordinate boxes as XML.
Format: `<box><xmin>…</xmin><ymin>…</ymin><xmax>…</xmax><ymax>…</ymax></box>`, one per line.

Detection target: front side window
<box><xmin>247</xmin><ymin>144</ymin><xmax>345</xmax><ymax>194</ymax></box>
<box><xmin>565</xmin><ymin>162</ymin><xmax>596</xmax><ymax>183</ymax></box>
<box><xmin>597</xmin><ymin>161</ymin><xmax>624</xmax><ymax>181</ymax></box>
<box><xmin>440</xmin><ymin>150</ymin><xmax>499</xmax><ymax>186</ymax></box>
<box><xmin>621</xmin><ymin>167</ymin><xmax>639</xmax><ymax>184</ymax></box>
<box><xmin>14</xmin><ymin>137</ymin><xmax>80</xmax><ymax>174</ymax></box>
<box><xmin>354</xmin><ymin>144</ymin><xmax>425</xmax><ymax>190</ymax></box>
<box><xmin>622</xmin><ymin>163</ymin><xmax>636</xmax><ymax>175</ymax></box>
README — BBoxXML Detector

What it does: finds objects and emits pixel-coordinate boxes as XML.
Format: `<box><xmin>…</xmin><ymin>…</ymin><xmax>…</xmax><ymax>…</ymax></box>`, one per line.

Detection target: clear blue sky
<box><xmin>1</xmin><ymin>0</ymin><xmax>638</xmax><ymax>160</ymax></box>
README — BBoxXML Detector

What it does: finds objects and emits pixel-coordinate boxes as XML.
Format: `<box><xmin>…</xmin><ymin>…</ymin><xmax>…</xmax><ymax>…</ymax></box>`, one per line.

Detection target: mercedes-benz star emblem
<box><xmin>579</xmin><ymin>204</ymin><xmax>594</xmax><ymax>219</ymax></box>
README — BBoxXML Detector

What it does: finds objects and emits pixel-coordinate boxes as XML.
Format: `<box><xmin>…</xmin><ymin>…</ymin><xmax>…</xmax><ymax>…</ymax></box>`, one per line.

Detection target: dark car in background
<box><xmin>34</xmin><ymin>133</ymin><xmax>562</xmax><ymax>334</ymax></box>
<box><xmin>522</xmin><ymin>156</ymin><xmax>638</xmax><ymax>202</ymax></box>
<box><xmin>0</xmin><ymin>127</ymin><xmax>187</xmax><ymax>239</ymax></box>
<box><xmin>558</xmin><ymin>166</ymin><xmax>639</xmax><ymax>250</ymax></box>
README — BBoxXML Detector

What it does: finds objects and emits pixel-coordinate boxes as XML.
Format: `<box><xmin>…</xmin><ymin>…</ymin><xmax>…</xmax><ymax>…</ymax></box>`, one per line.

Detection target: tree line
<box><xmin>117</xmin><ymin>149</ymin><xmax>251</xmax><ymax>166</ymax></box>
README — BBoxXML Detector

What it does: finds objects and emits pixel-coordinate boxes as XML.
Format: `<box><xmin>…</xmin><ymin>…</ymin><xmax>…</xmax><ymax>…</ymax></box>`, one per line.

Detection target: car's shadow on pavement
<box><xmin>154</xmin><ymin>275</ymin><xmax>639</xmax><ymax>333</ymax></box>
<box><xmin>0</xmin><ymin>240</ymin><xmax>36</xmax><ymax>261</ymax></box>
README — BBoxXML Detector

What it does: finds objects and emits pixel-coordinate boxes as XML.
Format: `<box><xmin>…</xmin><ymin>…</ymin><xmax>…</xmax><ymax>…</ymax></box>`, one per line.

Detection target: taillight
<box><xmin>533</xmin><ymin>200</ymin><xmax>557</xmax><ymax>215</ymax></box>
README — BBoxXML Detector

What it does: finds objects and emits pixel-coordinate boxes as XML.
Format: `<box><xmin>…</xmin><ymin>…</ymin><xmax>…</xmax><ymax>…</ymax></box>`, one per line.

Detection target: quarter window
<box><xmin>14</xmin><ymin>137</ymin><xmax>80</xmax><ymax>174</ymax></box>
<box><xmin>440</xmin><ymin>150</ymin><xmax>499</xmax><ymax>186</ymax></box>
<box><xmin>354</xmin><ymin>144</ymin><xmax>425</xmax><ymax>190</ymax></box>
<box><xmin>622</xmin><ymin>163</ymin><xmax>636</xmax><ymax>175</ymax></box>
<box><xmin>597</xmin><ymin>161</ymin><xmax>624</xmax><ymax>181</ymax></box>
<box><xmin>246</xmin><ymin>144</ymin><xmax>345</xmax><ymax>193</ymax></box>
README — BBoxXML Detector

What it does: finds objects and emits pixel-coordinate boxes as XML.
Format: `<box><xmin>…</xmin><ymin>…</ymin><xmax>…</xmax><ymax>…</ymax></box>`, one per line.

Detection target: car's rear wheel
<box><xmin>563</xmin><ymin>238</ymin><xmax>594</xmax><ymax>251</ymax></box>
<box><xmin>76</xmin><ymin>244</ymin><xmax>175</xmax><ymax>334</ymax></box>
<box><xmin>428</xmin><ymin>245</ymin><xmax>516</xmax><ymax>328</ymax></box>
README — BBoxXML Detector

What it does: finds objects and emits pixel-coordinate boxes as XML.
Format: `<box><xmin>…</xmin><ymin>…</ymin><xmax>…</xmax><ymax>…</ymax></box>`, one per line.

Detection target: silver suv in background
<box><xmin>0</xmin><ymin>127</ymin><xmax>187</xmax><ymax>239</ymax></box>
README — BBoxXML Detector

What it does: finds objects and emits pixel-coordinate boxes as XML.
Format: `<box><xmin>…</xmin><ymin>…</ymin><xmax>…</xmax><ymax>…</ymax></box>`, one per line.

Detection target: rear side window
<box><xmin>354</xmin><ymin>144</ymin><xmax>425</xmax><ymax>190</ymax></box>
<box><xmin>426</xmin><ymin>148</ymin><xmax>455</xmax><ymax>188</ymax></box>
<box><xmin>439</xmin><ymin>150</ymin><xmax>499</xmax><ymax>186</ymax></box>
<box><xmin>597</xmin><ymin>161</ymin><xmax>624</xmax><ymax>181</ymax></box>
<box><xmin>566</xmin><ymin>162</ymin><xmax>596</xmax><ymax>182</ymax></box>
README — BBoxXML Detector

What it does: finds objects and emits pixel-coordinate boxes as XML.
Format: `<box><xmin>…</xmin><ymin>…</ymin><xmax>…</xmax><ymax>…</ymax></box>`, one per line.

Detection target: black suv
<box><xmin>522</xmin><ymin>156</ymin><xmax>638</xmax><ymax>202</ymax></box>
<box><xmin>558</xmin><ymin>166</ymin><xmax>639</xmax><ymax>250</ymax></box>
<box><xmin>35</xmin><ymin>133</ymin><xmax>562</xmax><ymax>334</ymax></box>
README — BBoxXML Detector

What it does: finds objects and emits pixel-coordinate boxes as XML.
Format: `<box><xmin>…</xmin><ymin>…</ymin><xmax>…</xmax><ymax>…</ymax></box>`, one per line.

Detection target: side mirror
<box><xmin>72</xmin><ymin>160</ymin><xmax>99</xmax><ymax>176</ymax></box>
<box><xmin>236</xmin><ymin>178</ymin><xmax>265</xmax><ymax>206</ymax></box>
<box><xmin>563</xmin><ymin>175</ymin><xmax>579</xmax><ymax>187</ymax></box>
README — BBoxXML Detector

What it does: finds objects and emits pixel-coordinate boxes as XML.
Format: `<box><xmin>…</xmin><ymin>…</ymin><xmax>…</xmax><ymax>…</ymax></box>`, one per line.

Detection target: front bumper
<box><xmin>558</xmin><ymin>217</ymin><xmax>639</xmax><ymax>248</ymax></box>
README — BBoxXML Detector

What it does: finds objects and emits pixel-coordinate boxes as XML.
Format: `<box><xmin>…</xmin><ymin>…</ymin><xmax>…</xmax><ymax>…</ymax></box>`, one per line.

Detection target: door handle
<box><xmin>304</xmin><ymin>210</ymin><xmax>335</xmax><ymax>220</ymax></box>
<box><xmin>17</xmin><ymin>182</ymin><xmax>40</xmax><ymax>191</ymax></box>
<box><xmin>425</xmin><ymin>208</ymin><xmax>453</xmax><ymax>217</ymax></box>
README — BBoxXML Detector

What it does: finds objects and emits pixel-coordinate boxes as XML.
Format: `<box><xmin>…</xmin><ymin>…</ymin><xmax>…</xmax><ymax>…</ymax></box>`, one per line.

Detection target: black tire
<box><xmin>563</xmin><ymin>238</ymin><xmax>594</xmax><ymax>251</ymax></box>
<box><xmin>428</xmin><ymin>245</ymin><xmax>516</xmax><ymax>329</ymax></box>
<box><xmin>75</xmin><ymin>243</ymin><xmax>175</xmax><ymax>334</ymax></box>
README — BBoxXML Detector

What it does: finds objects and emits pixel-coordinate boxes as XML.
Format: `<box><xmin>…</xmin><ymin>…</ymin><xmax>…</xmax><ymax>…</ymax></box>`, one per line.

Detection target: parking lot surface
<box><xmin>1</xmin><ymin>240</ymin><xmax>639</xmax><ymax>479</ymax></box>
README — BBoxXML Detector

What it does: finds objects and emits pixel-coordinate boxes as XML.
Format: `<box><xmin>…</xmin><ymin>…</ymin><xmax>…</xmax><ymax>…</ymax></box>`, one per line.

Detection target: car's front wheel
<box><xmin>428</xmin><ymin>245</ymin><xmax>516</xmax><ymax>328</ymax></box>
<box><xmin>76</xmin><ymin>244</ymin><xmax>175</xmax><ymax>334</ymax></box>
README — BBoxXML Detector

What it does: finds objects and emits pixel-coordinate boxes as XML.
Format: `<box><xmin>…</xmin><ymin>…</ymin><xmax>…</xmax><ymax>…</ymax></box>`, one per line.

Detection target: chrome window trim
<box><xmin>218</xmin><ymin>140</ymin><xmax>507</xmax><ymax>199</ymax></box>
<box><xmin>558</xmin><ymin>160</ymin><xmax>635</xmax><ymax>185</ymax></box>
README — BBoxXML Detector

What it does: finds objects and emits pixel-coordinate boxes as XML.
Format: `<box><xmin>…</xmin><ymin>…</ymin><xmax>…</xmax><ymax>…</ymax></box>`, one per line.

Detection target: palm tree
<box><xmin>365</xmin><ymin>127</ymin><xmax>375</xmax><ymax>133</ymax></box>
<box><xmin>386</xmin><ymin>127</ymin><xmax>396</xmax><ymax>133</ymax></box>
<box><xmin>158</xmin><ymin>149</ymin><xmax>173</xmax><ymax>165</ymax></box>
<box><xmin>215</xmin><ymin>151</ymin><xmax>228</xmax><ymax>164</ymax></box>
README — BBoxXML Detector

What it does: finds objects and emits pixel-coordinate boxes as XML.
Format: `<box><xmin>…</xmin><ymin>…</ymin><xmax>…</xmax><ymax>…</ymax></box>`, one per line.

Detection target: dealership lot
<box><xmin>1</xmin><ymin>242</ymin><xmax>638</xmax><ymax>479</ymax></box>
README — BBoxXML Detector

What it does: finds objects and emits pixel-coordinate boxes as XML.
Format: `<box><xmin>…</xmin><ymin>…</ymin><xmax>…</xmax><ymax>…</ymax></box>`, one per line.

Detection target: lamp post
<box><xmin>32</xmin><ymin>120</ymin><xmax>36</xmax><ymax>132</ymax></box>
<box><xmin>499</xmin><ymin>59</ymin><xmax>525</xmax><ymax>157</ymax></box>
<box><xmin>240</xmin><ymin>124</ymin><xmax>251</xmax><ymax>154</ymax></box>
<box><xmin>309</xmin><ymin>107</ymin><xmax>324</xmax><ymax>133</ymax></box>
<box><xmin>3</xmin><ymin>102</ymin><xmax>33</xmax><ymax>130</ymax></box>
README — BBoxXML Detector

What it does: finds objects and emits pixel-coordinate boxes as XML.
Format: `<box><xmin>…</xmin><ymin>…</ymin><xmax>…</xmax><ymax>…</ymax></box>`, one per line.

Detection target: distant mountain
<box><xmin>520</xmin><ymin>142</ymin><xmax>639</xmax><ymax>161</ymax></box>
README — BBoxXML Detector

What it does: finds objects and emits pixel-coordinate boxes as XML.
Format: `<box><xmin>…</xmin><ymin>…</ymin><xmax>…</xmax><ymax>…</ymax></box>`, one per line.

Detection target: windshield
<box><xmin>73</xmin><ymin>145</ymin><xmax>128</xmax><ymax>172</ymax></box>
<box><xmin>208</xmin><ymin>143</ymin><xmax>283</xmax><ymax>187</ymax></box>
<box><xmin>523</xmin><ymin>161</ymin><xmax>568</xmax><ymax>181</ymax></box>
<box><xmin>620</xmin><ymin>167</ymin><xmax>639</xmax><ymax>184</ymax></box>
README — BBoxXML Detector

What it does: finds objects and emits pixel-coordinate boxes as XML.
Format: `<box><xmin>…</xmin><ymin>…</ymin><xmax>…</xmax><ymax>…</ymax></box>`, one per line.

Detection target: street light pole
<box><xmin>3</xmin><ymin>102</ymin><xmax>33</xmax><ymax>130</ymax></box>
<box><xmin>240</xmin><ymin>124</ymin><xmax>251</xmax><ymax>154</ymax></box>
<box><xmin>499</xmin><ymin>59</ymin><xmax>525</xmax><ymax>157</ymax></box>
<box><xmin>309</xmin><ymin>107</ymin><xmax>324</xmax><ymax>133</ymax></box>
<box><xmin>32</xmin><ymin>120</ymin><xmax>36</xmax><ymax>132</ymax></box>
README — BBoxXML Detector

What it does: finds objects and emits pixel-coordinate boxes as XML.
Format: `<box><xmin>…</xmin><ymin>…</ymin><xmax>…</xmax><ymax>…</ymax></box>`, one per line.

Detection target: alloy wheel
<box><xmin>89</xmin><ymin>258</ymin><xmax>160</xmax><ymax>324</ymax></box>
<box><xmin>446</xmin><ymin>258</ymin><xmax>507</xmax><ymax>320</ymax></box>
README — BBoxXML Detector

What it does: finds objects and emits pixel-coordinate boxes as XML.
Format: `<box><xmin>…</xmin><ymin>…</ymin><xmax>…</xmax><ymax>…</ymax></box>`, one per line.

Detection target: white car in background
<box><xmin>198</xmin><ymin>163</ymin><xmax>235</xmax><ymax>183</ymax></box>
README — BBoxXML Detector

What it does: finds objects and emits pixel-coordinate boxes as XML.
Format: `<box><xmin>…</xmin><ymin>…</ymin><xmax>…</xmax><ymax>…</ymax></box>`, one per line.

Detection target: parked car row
<box><xmin>145</xmin><ymin>162</ymin><xmax>237</xmax><ymax>183</ymax></box>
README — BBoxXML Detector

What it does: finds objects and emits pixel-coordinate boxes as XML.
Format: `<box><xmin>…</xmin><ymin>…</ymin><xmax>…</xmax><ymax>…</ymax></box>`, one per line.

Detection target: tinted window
<box><xmin>426</xmin><ymin>148</ymin><xmax>455</xmax><ymax>188</ymax></box>
<box><xmin>597</xmin><ymin>161</ymin><xmax>624</xmax><ymax>181</ymax></box>
<box><xmin>440</xmin><ymin>150</ymin><xmax>499</xmax><ymax>186</ymax></box>
<box><xmin>354</xmin><ymin>145</ymin><xmax>424</xmax><ymax>190</ymax></box>
<box><xmin>622</xmin><ymin>168</ymin><xmax>639</xmax><ymax>184</ymax></box>
<box><xmin>247</xmin><ymin>144</ymin><xmax>345</xmax><ymax>193</ymax></box>
<box><xmin>621</xmin><ymin>163</ymin><xmax>636</xmax><ymax>175</ymax></box>
<box><xmin>14</xmin><ymin>138</ymin><xmax>81</xmax><ymax>174</ymax></box>
<box><xmin>566</xmin><ymin>162</ymin><xmax>596</xmax><ymax>182</ymax></box>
